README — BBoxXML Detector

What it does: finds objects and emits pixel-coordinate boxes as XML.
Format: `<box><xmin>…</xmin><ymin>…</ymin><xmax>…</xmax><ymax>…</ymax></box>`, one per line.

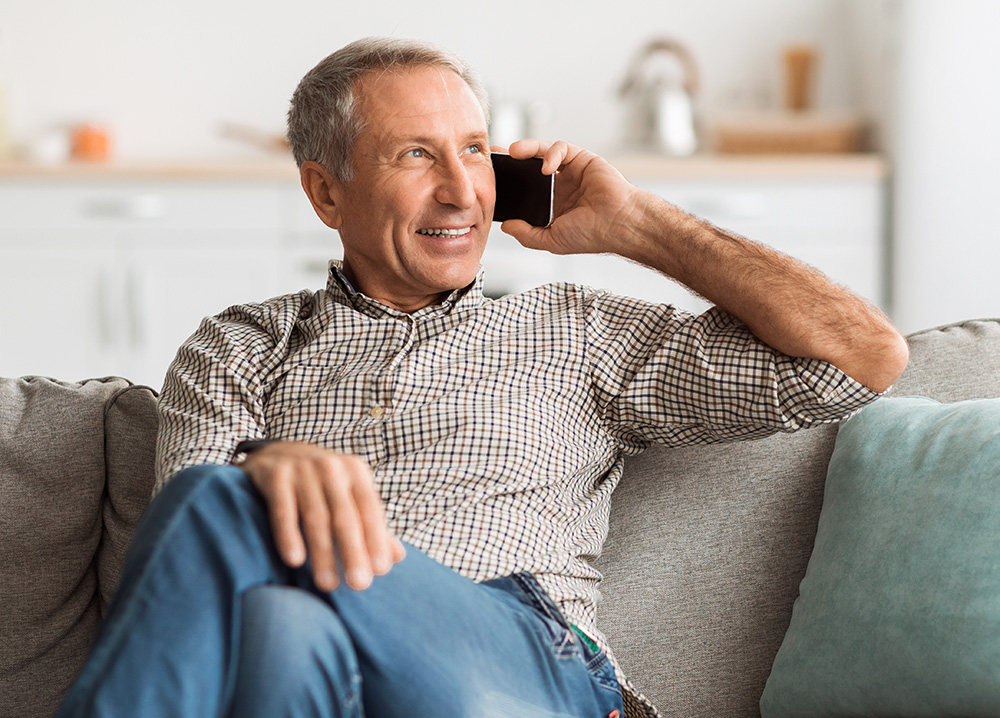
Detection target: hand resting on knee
<box><xmin>239</xmin><ymin>441</ymin><xmax>407</xmax><ymax>592</ymax></box>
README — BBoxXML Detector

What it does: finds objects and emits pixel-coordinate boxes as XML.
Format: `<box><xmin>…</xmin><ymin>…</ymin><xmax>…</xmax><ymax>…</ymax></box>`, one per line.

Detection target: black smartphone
<box><xmin>492</xmin><ymin>153</ymin><xmax>554</xmax><ymax>227</ymax></box>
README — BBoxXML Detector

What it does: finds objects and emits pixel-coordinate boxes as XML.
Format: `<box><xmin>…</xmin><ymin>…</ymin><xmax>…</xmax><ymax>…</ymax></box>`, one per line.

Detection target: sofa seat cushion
<box><xmin>0</xmin><ymin>377</ymin><xmax>158</xmax><ymax>718</ymax></box>
<box><xmin>760</xmin><ymin>395</ymin><xmax>1000</xmax><ymax>717</ymax></box>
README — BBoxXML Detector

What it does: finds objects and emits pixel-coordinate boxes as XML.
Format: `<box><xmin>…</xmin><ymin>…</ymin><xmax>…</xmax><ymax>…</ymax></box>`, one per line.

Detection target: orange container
<box><xmin>71</xmin><ymin>124</ymin><xmax>111</xmax><ymax>161</ymax></box>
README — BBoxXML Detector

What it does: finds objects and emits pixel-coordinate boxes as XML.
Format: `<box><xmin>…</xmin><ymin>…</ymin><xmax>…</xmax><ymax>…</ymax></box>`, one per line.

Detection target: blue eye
<box><xmin>404</xmin><ymin>148</ymin><xmax>425</xmax><ymax>158</ymax></box>
<box><xmin>465</xmin><ymin>145</ymin><xmax>482</xmax><ymax>154</ymax></box>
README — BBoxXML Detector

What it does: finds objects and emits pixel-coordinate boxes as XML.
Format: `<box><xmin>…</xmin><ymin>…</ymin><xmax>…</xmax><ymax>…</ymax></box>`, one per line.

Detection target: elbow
<box><xmin>827</xmin><ymin>326</ymin><xmax>909</xmax><ymax>394</ymax></box>
<box><xmin>888</xmin><ymin>330</ymin><xmax>911</xmax><ymax>380</ymax></box>
<box><xmin>859</xmin><ymin>329</ymin><xmax>910</xmax><ymax>394</ymax></box>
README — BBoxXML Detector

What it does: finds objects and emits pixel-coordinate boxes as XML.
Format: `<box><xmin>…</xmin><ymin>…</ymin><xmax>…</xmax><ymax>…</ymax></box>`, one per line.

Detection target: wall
<box><xmin>5</xmin><ymin>0</ymin><xmax>997</xmax><ymax>333</ymax></box>
<box><xmin>0</xmin><ymin>0</ymin><xmax>862</xmax><ymax>160</ymax></box>
<box><xmin>887</xmin><ymin>0</ymin><xmax>1000</xmax><ymax>333</ymax></box>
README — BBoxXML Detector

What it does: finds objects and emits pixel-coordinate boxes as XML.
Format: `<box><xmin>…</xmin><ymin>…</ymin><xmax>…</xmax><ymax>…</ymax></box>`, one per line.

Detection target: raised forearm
<box><xmin>618</xmin><ymin>190</ymin><xmax>909</xmax><ymax>392</ymax></box>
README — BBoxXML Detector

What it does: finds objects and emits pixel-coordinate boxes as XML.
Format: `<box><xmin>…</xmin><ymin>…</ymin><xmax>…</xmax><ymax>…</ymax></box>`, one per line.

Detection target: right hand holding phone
<box><xmin>498</xmin><ymin>140</ymin><xmax>645</xmax><ymax>259</ymax></box>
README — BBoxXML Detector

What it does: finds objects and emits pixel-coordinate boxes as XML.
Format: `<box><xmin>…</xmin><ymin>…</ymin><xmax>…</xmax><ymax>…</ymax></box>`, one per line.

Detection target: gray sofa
<box><xmin>2</xmin><ymin>318</ymin><xmax>998</xmax><ymax>718</ymax></box>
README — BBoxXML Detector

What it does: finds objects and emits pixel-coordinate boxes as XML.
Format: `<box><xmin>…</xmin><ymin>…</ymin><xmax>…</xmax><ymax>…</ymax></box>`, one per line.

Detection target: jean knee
<box><xmin>166</xmin><ymin>463</ymin><xmax>254</xmax><ymax>499</ymax></box>
<box><xmin>152</xmin><ymin>464</ymin><xmax>265</xmax><ymax>529</ymax></box>
<box><xmin>241</xmin><ymin>585</ymin><xmax>355</xmax><ymax>667</ymax></box>
<box><xmin>126</xmin><ymin>463</ymin><xmax>273</xmax><ymax>578</ymax></box>
<box><xmin>231</xmin><ymin>585</ymin><xmax>361</xmax><ymax>717</ymax></box>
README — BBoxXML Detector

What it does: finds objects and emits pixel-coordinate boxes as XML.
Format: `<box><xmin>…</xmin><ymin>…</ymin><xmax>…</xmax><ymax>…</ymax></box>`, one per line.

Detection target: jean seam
<box><xmin>509</xmin><ymin>573</ymin><xmax>579</xmax><ymax>658</ymax></box>
<box><xmin>67</xmin><ymin>467</ymin><xmax>253</xmax><ymax>713</ymax></box>
<box><xmin>509</xmin><ymin>574</ymin><xmax>564</xmax><ymax>626</ymax></box>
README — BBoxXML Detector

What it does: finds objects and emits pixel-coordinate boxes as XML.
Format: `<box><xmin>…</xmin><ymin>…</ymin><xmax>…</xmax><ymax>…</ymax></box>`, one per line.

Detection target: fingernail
<box><xmin>373</xmin><ymin>555</ymin><xmax>391</xmax><ymax>575</ymax></box>
<box><xmin>349</xmin><ymin>569</ymin><xmax>372</xmax><ymax>590</ymax></box>
<box><xmin>318</xmin><ymin>570</ymin><xmax>337</xmax><ymax>590</ymax></box>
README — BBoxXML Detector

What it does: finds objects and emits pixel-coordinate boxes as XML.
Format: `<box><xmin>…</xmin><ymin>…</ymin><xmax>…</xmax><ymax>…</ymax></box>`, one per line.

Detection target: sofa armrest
<box><xmin>100</xmin><ymin>383</ymin><xmax>159</xmax><ymax>610</ymax></box>
<box><xmin>0</xmin><ymin>376</ymin><xmax>157</xmax><ymax>718</ymax></box>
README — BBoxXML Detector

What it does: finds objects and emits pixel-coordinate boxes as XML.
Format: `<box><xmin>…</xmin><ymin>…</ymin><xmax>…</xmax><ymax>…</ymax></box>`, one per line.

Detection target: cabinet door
<box><xmin>0</xmin><ymin>235</ymin><xmax>126</xmax><ymax>380</ymax></box>
<box><xmin>126</xmin><ymin>233</ymin><xmax>283</xmax><ymax>389</ymax></box>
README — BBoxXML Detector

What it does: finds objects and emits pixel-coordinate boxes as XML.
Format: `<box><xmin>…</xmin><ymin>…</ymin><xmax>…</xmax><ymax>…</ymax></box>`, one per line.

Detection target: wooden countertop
<box><xmin>610</xmin><ymin>153</ymin><xmax>887</xmax><ymax>180</ymax></box>
<box><xmin>0</xmin><ymin>153</ymin><xmax>887</xmax><ymax>181</ymax></box>
<box><xmin>0</xmin><ymin>159</ymin><xmax>302</xmax><ymax>181</ymax></box>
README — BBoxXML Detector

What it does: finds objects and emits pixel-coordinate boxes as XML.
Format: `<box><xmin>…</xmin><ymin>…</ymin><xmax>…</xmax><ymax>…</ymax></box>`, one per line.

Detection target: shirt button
<box><xmin>369</xmin><ymin>406</ymin><xmax>385</xmax><ymax>418</ymax></box>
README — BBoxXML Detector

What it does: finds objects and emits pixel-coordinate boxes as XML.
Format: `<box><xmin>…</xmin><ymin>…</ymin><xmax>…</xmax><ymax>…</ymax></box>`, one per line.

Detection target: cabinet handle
<box><xmin>675</xmin><ymin>193</ymin><xmax>769</xmax><ymax>221</ymax></box>
<box><xmin>97</xmin><ymin>272</ymin><xmax>113</xmax><ymax>349</ymax></box>
<box><xmin>81</xmin><ymin>194</ymin><xmax>167</xmax><ymax>220</ymax></box>
<box><xmin>97</xmin><ymin>269</ymin><xmax>124</xmax><ymax>350</ymax></box>
<box><xmin>125</xmin><ymin>270</ymin><xmax>146</xmax><ymax>350</ymax></box>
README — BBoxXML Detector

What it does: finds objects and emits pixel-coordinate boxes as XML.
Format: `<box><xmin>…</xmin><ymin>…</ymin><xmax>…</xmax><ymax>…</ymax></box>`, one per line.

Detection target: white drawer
<box><xmin>638</xmin><ymin>179</ymin><xmax>883</xmax><ymax>232</ymax></box>
<box><xmin>0</xmin><ymin>181</ymin><xmax>285</xmax><ymax>231</ymax></box>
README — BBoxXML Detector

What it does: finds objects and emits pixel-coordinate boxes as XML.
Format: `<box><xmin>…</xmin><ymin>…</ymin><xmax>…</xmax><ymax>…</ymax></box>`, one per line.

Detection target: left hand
<box><xmin>496</xmin><ymin>139</ymin><xmax>643</xmax><ymax>256</ymax></box>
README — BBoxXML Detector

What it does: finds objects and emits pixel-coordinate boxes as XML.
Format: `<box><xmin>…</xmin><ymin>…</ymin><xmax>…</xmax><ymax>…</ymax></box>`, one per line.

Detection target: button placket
<box><xmin>369</xmin><ymin>316</ymin><xmax>416</xmax><ymax>421</ymax></box>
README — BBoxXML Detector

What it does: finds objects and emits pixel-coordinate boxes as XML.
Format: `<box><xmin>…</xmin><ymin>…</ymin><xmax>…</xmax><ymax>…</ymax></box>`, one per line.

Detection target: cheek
<box><xmin>476</xmin><ymin>168</ymin><xmax>497</xmax><ymax>208</ymax></box>
<box><xmin>383</xmin><ymin>181</ymin><xmax>431</xmax><ymax>224</ymax></box>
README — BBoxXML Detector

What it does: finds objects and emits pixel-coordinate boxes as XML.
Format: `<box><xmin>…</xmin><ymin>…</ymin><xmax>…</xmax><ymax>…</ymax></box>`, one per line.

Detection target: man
<box><xmin>57</xmin><ymin>37</ymin><xmax>908</xmax><ymax>718</ymax></box>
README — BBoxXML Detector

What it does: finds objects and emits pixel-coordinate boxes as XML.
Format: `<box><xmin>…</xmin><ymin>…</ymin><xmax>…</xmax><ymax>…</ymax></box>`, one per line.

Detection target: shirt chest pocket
<box><xmin>264</xmin><ymin>360</ymin><xmax>353</xmax><ymax>425</ymax></box>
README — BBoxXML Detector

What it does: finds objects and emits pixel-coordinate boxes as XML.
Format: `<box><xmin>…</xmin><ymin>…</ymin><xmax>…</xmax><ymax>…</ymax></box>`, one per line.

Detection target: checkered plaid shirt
<box><xmin>156</xmin><ymin>261</ymin><xmax>878</xmax><ymax>717</ymax></box>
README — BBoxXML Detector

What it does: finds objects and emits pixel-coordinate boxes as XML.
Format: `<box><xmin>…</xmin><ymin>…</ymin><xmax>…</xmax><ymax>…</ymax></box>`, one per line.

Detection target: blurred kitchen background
<box><xmin>1</xmin><ymin>0</ymin><xmax>998</xmax><ymax>387</ymax></box>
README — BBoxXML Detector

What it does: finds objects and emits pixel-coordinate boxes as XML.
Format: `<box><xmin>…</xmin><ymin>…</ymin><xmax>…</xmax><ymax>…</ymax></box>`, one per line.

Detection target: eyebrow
<box><xmin>389</xmin><ymin>131</ymin><xmax>489</xmax><ymax>148</ymax></box>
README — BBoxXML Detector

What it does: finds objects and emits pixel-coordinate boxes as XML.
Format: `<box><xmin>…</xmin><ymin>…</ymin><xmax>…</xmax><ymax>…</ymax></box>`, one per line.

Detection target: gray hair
<box><xmin>287</xmin><ymin>37</ymin><xmax>490</xmax><ymax>182</ymax></box>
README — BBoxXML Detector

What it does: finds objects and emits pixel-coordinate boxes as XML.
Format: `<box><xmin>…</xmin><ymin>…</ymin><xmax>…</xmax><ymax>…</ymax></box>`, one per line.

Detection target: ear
<box><xmin>300</xmin><ymin>161</ymin><xmax>344</xmax><ymax>229</ymax></box>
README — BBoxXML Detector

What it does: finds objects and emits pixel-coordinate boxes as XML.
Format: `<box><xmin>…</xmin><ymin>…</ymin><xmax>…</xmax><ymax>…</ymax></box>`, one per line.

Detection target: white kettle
<box><xmin>618</xmin><ymin>38</ymin><xmax>700</xmax><ymax>155</ymax></box>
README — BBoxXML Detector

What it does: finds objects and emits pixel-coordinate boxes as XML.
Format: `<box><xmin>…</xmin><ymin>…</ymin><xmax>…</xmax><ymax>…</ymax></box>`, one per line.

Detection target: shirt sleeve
<box><xmin>153</xmin><ymin>293</ymin><xmax>309</xmax><ymax>493</ymax></box>
<box><xmin>583</xmin><ymin>291</ymin><xmax>882</xmax><ymax>453</ymax></box>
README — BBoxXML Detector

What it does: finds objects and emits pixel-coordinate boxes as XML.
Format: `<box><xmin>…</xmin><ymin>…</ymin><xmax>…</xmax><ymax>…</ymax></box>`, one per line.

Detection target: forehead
<box><xmin>353</xmin><ymin>65</ymin><xmax>488</xmax><ymax>142</ymax></box>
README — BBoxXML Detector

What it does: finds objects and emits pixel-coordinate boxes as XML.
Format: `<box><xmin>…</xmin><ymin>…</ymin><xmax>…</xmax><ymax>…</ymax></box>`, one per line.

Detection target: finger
<box><xmin>297</xmin><ymin>468</ymin><xmax>339</xmax><ymax>591</ymax></box>
<box><xmin>322</xmin><ymin>461</ymin><xmax>373</xmax><ymax>590</ymax></box>
<box><xmin>262</xmin><ymin>464</ymin><xmax>307</xmax><ymax>568</ymax></box>
<box><xmin>540</xmin><ymin>140</ymin><xmax>571</xmax><ymax>175</ymax></box>
<box><xmin>391</xmin><ymin>537</ymin><xmax>407</xmax><ymax>563</ymax></box>
<box><xmin>489</xmin><ymin>144</ymin><xmax>508</xmax><ymax>154</ymax></box>
<box><xmin>346</xmin><ymin>460</ymin><xmax>395</xmax><ymax>576</ymax></box>
<box><xmin>508</xmin><ymin>139</ymin><xmax>573</xmax><ymax>175</ymax></box>
<box><xmin>507</xmin><ymin>138</ymin><xmax>550</xmax><ymax>160</ymax></box>
<box><xmin>500</xmin><ymin>218</ymin><xmax>548</xmax><ymax>249</ymax></box>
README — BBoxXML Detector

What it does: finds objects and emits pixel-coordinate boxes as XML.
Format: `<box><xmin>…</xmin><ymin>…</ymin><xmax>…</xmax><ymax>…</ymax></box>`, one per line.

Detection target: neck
<box><xmin>339</xmin><ymin>261</ymin><xmax>450</xmax><ymax>313</ymax></box>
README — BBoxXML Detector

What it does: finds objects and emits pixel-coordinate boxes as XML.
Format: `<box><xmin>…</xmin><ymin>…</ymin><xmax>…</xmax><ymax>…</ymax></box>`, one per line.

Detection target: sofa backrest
<box><xmin>595</xmin><ymin>318</ymin><xmax>1000</xmax><ymax>717</ymax></box>
<box><xmin>5</xmin><ymin>320</ymin><xmax>1000</xmax><ymax>718</ymax></box>
<box><xmin>0</xmin><ymin>377</ymin><xmax>158</xmax><ymax>718</ymax></box>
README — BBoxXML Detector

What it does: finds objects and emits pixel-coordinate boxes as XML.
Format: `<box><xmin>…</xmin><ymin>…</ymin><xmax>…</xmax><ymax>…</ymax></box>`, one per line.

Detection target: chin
<box><xmin>439</xmin><ymin>271</ymin><xmax>478</xmax><ymax>293</ymax></box>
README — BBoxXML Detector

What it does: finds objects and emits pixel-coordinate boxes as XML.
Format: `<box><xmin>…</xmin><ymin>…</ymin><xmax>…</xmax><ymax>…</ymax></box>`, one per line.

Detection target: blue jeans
<box><xmin>57</xmin><ymin>465</ymin><xmax>624</xmax><ymax>718</ymax></box>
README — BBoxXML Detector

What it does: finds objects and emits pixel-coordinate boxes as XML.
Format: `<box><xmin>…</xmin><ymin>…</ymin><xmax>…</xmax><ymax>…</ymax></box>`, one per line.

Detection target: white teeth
<box><xmin>417</xmin><ymin>227</ymin><xmax>472</xmax><ymax>237</ymax></box>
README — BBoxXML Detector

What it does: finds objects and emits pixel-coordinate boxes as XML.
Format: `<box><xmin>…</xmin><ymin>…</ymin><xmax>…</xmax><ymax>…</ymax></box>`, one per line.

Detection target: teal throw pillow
<box><xmin>760</xmin><ymin>396</ymin><xmax>1000</xmax><ymax>717</ymax></box>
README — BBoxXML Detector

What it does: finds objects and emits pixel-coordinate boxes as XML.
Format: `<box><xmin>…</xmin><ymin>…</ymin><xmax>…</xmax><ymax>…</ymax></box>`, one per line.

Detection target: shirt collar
<box><xmin>325</xmin><ymin>259</ymin><xmax>486</xmax><ymax>319</ymax></box>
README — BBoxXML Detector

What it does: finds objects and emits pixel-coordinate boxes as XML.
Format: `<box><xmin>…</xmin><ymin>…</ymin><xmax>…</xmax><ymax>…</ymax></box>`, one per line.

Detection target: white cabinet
<box><xmin>0</xmin><ymin>236</ymin><xmax>119</xmax><ymax>381</ymax></box>
<box><xmin>0</xmin><ymin>156</ymin><xmax>887</xmax><ymax>387</ymax></box>
<box><xmin>0</xmin><ymin>179</ymin><xmax>286</xmax><ymax>388</ymax></box>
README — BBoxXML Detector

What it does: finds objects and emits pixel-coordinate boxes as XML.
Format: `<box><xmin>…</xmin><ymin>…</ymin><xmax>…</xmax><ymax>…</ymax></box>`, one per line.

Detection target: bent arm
<box><xmin>617</xmin><ymin>193</ymin><xmax>909</xmax><ymax>392</ymax></box>
<box><xmin>501</xmin><ymin>140</ymin><xmax>909</xmax><ymax>392</ymax></box>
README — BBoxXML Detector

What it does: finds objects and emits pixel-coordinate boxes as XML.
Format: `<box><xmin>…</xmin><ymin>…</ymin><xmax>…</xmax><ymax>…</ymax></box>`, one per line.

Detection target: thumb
<box><xmin>500</xmin><ymin>219</ymin><xmax>548</xmax><ymax>250</ymax></box>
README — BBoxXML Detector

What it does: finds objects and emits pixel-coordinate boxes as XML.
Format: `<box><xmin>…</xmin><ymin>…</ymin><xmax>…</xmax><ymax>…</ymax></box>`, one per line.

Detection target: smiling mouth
<box><xmin>416</xmin><ymin>227</ymin><xmax>473</xmax><ymax>237</ymax></box>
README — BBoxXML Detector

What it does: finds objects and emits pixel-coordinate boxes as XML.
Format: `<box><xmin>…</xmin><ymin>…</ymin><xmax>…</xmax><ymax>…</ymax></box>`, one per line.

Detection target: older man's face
<box><xmin>327</xmin><ymin>65</ymin><xmax>495</xmax><ymax>312</ymax></box>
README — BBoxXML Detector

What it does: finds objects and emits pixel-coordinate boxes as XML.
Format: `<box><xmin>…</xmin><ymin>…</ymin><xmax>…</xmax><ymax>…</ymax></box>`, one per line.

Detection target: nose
<box><xmin>434</xmin><ymin>156</ymin><xmax>477</xmax><ymax>209</ymax></box>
